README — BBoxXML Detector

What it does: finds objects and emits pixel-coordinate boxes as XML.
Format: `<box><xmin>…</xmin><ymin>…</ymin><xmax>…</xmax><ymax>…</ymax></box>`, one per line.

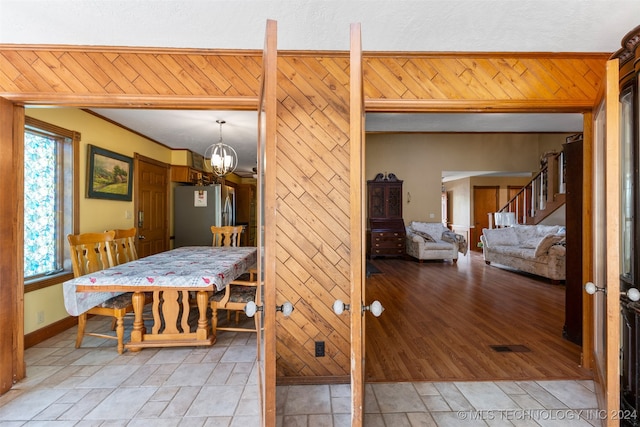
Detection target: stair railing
<box><xmin>494</xmin><ymin>151</ymin><xmax>565</xmax><ymax>226</ymax></box>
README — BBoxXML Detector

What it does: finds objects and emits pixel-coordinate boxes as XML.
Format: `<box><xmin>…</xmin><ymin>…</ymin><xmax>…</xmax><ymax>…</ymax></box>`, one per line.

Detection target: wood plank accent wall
<box><xmin>0</xmin><ymin>46</ymin><xmax>261</xmax><ymax>107</ymax></box>
<box><xmin>275</xmin><ymin>54</ymin><xmax>352</xmax><ymax>380</ymax></box>
<box><xmin>0</xmin><ymin>45</ymin><xmax>608</xmax><ymax>383</ymax></box>
<box><xmin>364</xmin><ymin>53</ymin><xmax>608</xmax><ymax>111</ymax></box>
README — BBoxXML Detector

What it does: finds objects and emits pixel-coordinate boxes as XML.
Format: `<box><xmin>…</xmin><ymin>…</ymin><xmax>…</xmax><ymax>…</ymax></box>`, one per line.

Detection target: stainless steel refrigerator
<box><xmin>174</xmin><ymin>184</ymin><xmax>235</xmax><ymax>247</ymax></box>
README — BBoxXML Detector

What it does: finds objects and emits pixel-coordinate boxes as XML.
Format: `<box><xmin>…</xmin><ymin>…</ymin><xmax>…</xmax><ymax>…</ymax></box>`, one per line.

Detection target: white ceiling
<box><xmin>2</xmin><ymin>1</ymin><xmax>638</xmax><ymax>52</ymax></box>
<box><xmin>89</xmin><ymin>108</ymin><xmax>261</xmax><ymax>176</ymax></box>
<box><xmin>5</xmin><ymin>1</ymin><xmax>638</xmax><ymax>177</ymax></box>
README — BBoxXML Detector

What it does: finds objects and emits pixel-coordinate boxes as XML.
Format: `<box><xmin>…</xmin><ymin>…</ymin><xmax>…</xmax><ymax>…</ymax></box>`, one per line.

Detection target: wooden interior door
<box><xmin>472</xmin><ymin>186</ymin><xmax>499</xmax><ymax>251</ymax></box>
<box><xmin>587</xmin><ymin>59</ymin><xmax>620</xmax><ymax>427</ymax></box>
<box><xmin>349</xmin><ymin>22</ymin><xmax>366</xmax><ymax>427</ymax></box>
<box><xmin>259</xmin><ymin>19</ymin><xmax>278</xmax><ymax>426</ymax></box>
<box><xmin>134</xmin><ymin>154</ymin><xmax>169</xmax><ymax>258</ymax></box>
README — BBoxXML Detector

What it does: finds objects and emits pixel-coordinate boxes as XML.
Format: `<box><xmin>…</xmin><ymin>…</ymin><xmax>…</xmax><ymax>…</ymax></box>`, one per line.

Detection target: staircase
<box><xmin>494</xmin><ymin>151</ymin><xmax>565</xmax><ymax>227</ymax></box>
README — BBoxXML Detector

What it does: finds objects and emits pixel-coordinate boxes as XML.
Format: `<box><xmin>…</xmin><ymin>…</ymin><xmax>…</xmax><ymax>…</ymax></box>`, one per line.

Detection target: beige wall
<box><xmin>366</xmin><ymin>132</ymin><xmax>570</xmax><ymax>225</ymax></box>
<box><xmin>28</xmin><ymin>108</ymin><xmax>172</xmax><ymax>233</ymax></box>
<box><xmin>24</xmin><ymin>108</ymin><xmax>172</xmax><ymax>334</ymax></box>
<box><xmin>445</xmin><ymin>177</ymin><xmax>471</xmax><ymax>226</ymax></box>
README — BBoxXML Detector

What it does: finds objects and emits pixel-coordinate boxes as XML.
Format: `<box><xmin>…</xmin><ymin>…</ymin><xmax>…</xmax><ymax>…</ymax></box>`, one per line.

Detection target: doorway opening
<box><xmin>363</xmin><ymin>113</ymin><xmax>588</xmax><ymax>384</ymax></box>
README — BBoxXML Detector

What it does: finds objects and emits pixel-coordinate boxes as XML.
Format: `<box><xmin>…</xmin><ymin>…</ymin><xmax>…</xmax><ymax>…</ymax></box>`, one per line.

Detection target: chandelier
<box><xmin>205</xmin><ymin>119</ymin><xmax>237</xmax><ymax>177</ymax></box>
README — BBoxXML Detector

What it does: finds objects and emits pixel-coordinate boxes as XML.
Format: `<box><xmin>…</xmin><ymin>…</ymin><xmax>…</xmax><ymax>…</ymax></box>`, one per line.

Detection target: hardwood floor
<box><xmin>365</xmin><ymin>251</ymin><xmax>592</xmax><ymax>382</ymax></box>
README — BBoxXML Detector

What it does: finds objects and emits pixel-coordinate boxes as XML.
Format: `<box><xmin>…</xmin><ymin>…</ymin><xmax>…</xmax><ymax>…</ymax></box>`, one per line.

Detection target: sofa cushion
<box><xmin>534</xmin><ymin>234</ymin><xmax>565</xmax><ymax>257</ymax></box>
<box><xmin>482</xmin><ymin>227</ymin><xmax>519</xmax><ymax>247</ymax></box>
<box><xmin>423</xmin><ymin>241</ymin><xmax>457</xmax><ymax>250</ymax></box>
<box><xmin>520</xmin><ymin>237</ymin><xmax>542</xmax><ymax>249</ymax></box>
<box><xmin>490</xmin><ymin>245</ymin><xmax>537</xmax><ymax>260</ymax></box>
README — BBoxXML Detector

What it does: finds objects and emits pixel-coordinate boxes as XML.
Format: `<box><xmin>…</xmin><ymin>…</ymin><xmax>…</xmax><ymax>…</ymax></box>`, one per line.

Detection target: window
<box><xmin>23</xmin><ymin>117</ymin><xmax>79</xmax><ymax>289</ymax></box>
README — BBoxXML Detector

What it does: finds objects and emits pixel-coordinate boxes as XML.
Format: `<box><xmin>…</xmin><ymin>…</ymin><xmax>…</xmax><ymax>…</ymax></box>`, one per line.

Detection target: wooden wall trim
<box><xmin>0</xmin><ymin>99</ymin><xmax>25</xmax><ymax>393</ymax></box>
<box><xmin>581</xmin><ymin>111</ymin><xmax>594</xmax><ymax>370</ymax></box>
<box><xmin>364</xmin><ymin>51</ymin><xmax>611</xmax><ymax>60</ymax></box>
<box><xmin>4</xmin><ymin>94</ymin><xmax>258</xmax><ymax>109</ymax></box>
<box><xmin>0</xmin><ymin>43</ymin><xmax>611</xmax><ymax>60</ymax></box>
<box><xmin>366</xmin><ymin>99</ymin><xmax>596</xmax><ymax>112</ymax></box>
<box><xmin>261</xmin><ymin>19</ymin><xmax>279</xmax><ymax>427</ymax></box>
<box><xmin>276</xmin><ymin>375</ymin><xmax>350</xmax><ymax>386</ymax></box>
<box><xmin>0</xmin><ymin>43</ymin><xmax>262</xmax><ymax>56</ymax></box>
<box><xmin>24</xmin><ymin>316</ymin><xmax>77</xmax><ymax>349</ymax></box>
<box><xmin>603</xmin><ymin>59</ymin><xmax>621</xmax><ymax>421</ymax></box>
<box><xmin>349</xmin><ymin>22</ymin><xmax>366</xmax><ymax>427</ymax></box>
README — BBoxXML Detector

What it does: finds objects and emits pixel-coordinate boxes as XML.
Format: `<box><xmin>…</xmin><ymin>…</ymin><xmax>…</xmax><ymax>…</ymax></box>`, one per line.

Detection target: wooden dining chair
<box><xmin>211</xmin><ymin>225</ymin><xmax>244</xmax><ymax>247</ymax></box>
<box><xmin>108</xmin><ymin>227</ymin><xmax>153</xmax><ymax>328</ymax></box>
<box><xmin>209</xmin><ymin>269</ymin><xmax>260</xmax><ymax>338</ymax></box>
<box><xmin>68</xmin><ymin>230</ymin><xmax>134</xmax><ymax>354</ymax></box>
<box><xmin>111</xmin><ymin>227</ymin><xmax>139</xmax><ymax>265</ymax></box>
<box><xmin>211</xmin><ymin>225</ymin><xmax>253</xmax><ymax>324</ymax></box>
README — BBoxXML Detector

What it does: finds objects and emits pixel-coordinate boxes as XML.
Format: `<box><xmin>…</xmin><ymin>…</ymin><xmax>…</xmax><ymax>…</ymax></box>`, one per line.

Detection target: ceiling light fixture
<box><xmin>205</xmin><ymin>119</ymin><xmax>237</xmax><ymax>177</ymax></box>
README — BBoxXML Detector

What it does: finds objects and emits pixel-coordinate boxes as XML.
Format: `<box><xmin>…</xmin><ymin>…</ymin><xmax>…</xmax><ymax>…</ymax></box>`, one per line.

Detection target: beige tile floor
<box><xmin>0</xmin><ymin>317</ymin><xmax>600</xmax><ymax>426</ymax></box>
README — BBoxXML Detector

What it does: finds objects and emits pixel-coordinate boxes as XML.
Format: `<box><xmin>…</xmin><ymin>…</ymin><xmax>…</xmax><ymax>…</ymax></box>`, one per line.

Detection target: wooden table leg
<box><xmin>124</xmin><ymin>288</ymin><xmax>215</xmax><ymax>350</ymax></box>
<box><xmin>129</xmin><ymin>291</ymin><xmax>145</xmax><ymax>352</ymax></box>
<box><xmin>196</xmin><ymin>290</ymin><xmax>210</xmax><ymax>342</ymax></box>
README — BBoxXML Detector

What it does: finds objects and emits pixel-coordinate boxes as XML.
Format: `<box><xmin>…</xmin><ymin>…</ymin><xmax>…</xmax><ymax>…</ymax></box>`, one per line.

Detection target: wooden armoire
<box><xmin>367</xmin><ymin>173</ymin><xmax>405</xmax><ymax>258</ymax></box>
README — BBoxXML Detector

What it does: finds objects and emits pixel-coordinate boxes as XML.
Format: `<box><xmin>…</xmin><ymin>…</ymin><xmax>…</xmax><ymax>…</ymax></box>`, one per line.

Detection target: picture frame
<box><xmin>191</xmin><ymin>151</ymin><xmax>205</xmax><ymax>171</ymax></box>
<box><xmin>87</xmin><ymin>145</ymin><xmax>133</xmax><ymax>201</ymax></box>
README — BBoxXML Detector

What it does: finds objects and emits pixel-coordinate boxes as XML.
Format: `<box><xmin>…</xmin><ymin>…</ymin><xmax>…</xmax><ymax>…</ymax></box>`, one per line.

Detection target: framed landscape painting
<box><xmin>87</xmin><ymin>145</ymin><xmax>133</xmax><ymax>201</ymax></box>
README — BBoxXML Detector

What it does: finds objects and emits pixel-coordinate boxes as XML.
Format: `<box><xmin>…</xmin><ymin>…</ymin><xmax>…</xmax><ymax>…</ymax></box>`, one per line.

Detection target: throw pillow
<box><xmin>534</xmin><ymin>224</ymin><xmax>560</xmax><ymax>237</ymax></box>
<box><xmin>548</xmin><ymin>244</ymin><xmax>566</xmax><ymax>256</ymax></box>
<box><xmin>534</xmin><ymin>234</ymin><xmax>565</xmax><ymax>257</ymax></box>
<box><xmin>413</xmin><ymin>230</ymin><xmax>436</xmax><ymax>242</ymax></box>
<box><xmin>441</xmin><ymin>230</ymin><xmax>456</xmax><ymax>243</ymax></box>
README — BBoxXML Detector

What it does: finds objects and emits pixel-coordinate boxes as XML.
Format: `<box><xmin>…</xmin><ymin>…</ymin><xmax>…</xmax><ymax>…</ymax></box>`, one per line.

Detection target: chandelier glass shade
<box><xmin>205</xmin><ymin>119</ymin><xmax>237</xmax><ymax>177</ymax></box>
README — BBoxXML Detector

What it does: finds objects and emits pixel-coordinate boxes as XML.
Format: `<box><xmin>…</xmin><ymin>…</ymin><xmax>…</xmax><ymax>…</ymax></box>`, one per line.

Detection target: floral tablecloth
<box><xmin>63</xmin><ymin>246</ymin><xmax>257</xmax><ymax>316</ymax></box>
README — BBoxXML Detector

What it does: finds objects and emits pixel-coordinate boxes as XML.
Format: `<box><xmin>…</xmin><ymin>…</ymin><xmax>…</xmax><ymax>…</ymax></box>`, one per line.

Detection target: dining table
<box><xmin>63</xmin><ymin>246</ymin><xmax>257</xmax><ymax>351</ymax></box>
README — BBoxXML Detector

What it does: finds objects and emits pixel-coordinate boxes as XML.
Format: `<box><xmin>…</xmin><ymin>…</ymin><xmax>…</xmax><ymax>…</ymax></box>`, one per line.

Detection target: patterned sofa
<box><xmin>405</xmin><ymin>221</ymin><xmax>467</xmax><ymax>263</ymax></box>
<box><xmin>480</xmin><ymin>224</ymin><xmax>566</xmax><ymax>282</ymax></box>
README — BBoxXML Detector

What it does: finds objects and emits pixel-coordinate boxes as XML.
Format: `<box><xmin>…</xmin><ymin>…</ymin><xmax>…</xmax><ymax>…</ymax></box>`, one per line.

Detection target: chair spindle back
<box><xmin>211</xmin><ymin>225</ymin><xmax>244</xmax><ymax>247</ymax></box>
<box><xmin>111</xmin><ymin>227</ymin><xmax>139</xmax><ymax>265</ymax></box>
<box><xmin>67</xmin><ymin>231</ymin><xmax>116</xmax><ymax>277</ymax></box>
